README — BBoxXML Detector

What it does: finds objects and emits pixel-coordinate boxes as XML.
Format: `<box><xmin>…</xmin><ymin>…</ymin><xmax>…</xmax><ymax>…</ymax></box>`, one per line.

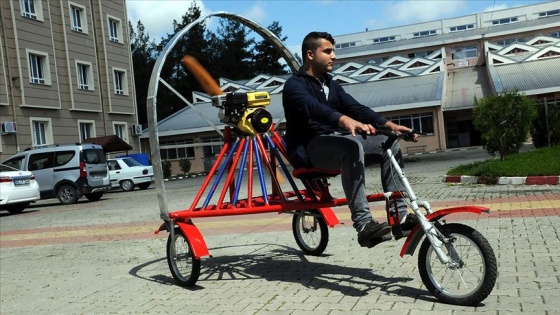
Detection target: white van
<box><xmin>2</xmin><ymin>144</ymin><xmax>110</xmax><ymax>205</ymax></box>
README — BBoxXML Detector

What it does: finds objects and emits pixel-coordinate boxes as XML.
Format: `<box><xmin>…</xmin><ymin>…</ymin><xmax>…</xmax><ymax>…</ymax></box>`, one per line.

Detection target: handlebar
<box><xmin>359</xmin><ymin>125</ymin><xmax>424</xmax><ymax>142</ymax></box>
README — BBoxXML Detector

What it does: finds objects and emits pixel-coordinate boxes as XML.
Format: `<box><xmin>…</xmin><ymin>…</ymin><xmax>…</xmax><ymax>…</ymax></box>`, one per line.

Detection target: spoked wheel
<box><xmin>166</xmin><ymin>227</ymin><xmax>201</xmax><ymax>287</ymax></box>
<box><xmin>418</xmin><ymin>223</ymin><xmax>497</xmax><ymax>306</ymax></box>
<box><xmin>292</xmin><ymin>210</ymin><xmax>328</xmax><ymax>256</ymax></box>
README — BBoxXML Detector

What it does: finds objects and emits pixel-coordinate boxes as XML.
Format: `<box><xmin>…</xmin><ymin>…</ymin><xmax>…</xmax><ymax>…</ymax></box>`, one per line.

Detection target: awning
<box><xmin>82</xmin><ymin>135</ymin><xmax>133</xmax><ymax>152</ymax></box>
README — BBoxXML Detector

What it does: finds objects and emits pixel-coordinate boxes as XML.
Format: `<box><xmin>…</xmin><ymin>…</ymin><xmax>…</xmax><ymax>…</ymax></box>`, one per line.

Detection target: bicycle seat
<box><xmin>292</xmin><ymin>167</ymin><xmax>341</xmax><ymax>179</ymax></box>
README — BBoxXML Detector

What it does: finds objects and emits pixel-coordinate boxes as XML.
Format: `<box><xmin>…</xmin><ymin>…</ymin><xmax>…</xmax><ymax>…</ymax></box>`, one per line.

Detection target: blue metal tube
<box><xmin>253</xmin><ymin>138</ymin><xmax>268</xmax><ymax>204</ymax></box>
<box><xmin>202</xmin><ymin>138</ymin><xmax>240</xmax><ymax>208</ymax></box>
<box><xmin>232</xmin><ymin>138</ymin><xmax>250</xmax><ymax>205</ymax></box>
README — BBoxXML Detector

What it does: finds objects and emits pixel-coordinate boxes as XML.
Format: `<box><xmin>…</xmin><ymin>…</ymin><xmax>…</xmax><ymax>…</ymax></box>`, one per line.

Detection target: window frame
<box><xmin>78</xmin><ymin>119</ymin><xmax>96</xmax><ymax>142</ymax></box>
<box><xmin>107</xmin><ymin>15</ymin><xmax>123</xmax><ymax>43</ymax></box>
<box><xmin>112</xmin><ymin>67</ymin><xmax>128</xmax><ymax>95</ymax></box>
<box><xmin>30</xmin><ymin>117</ymin><xmax>53</xmax><ymax>146</ymax></box>
<box><xmin>69</xmin><ymin>2</ymin><xmax>88</xmax><ymax>34</ymax></box>
<box><xmin>112</xmin><ymin>121</ymin><xmax>128</xmax><ymax>141</ymax></box>
<box><xmin>21</xmin><ymin>0</ymin><xmax>43</xmax><ymax>21</ymax></box>
<box><xmin>450</xmin><ymin>45</ymin><xmax>478</xmax><ymax>60</ymax></box>
<box><xmin>75</xmin><ymin>60</ymin><xmax>94</xmax><ymax>91</ymax></box>
<box><xmin>26</xmin><ymin>49</ymin><xmax>51</xmax><ymax>85</ymax></box>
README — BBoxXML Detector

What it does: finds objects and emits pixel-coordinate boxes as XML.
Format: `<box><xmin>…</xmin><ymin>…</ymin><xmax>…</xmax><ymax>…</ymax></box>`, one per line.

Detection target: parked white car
<box><xmin>107</xmin><ymin>157</ymin><xmax>154</xmax><ymax>192</ymax></box>
<box><xmin>0</xmin><ymin>164</ymin><xmax>40</xmax><ymax>214</ymax></box>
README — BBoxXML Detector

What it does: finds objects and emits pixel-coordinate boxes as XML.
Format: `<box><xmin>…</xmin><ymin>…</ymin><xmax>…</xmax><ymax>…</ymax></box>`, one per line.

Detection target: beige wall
<box><xmin>0</xmin><ymin>0</ymin><xmax>139</xmax><ymax>160</ymax></box>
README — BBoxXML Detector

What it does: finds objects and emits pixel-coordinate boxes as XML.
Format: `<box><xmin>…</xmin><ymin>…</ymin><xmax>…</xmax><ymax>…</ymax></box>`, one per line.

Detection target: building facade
<box><xmin>141</xmin><ymin>1</ymin><xmax>560</xmax><ymax>175</ymax></box>
<box><xmin>0</xmin><ymin>0</ymin><xmax>140</xmax><ymax>161</ymax></box>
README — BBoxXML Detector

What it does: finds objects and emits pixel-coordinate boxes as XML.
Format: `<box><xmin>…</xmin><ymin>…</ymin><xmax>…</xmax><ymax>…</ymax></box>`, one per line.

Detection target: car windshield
<box><xmin>0</xmin><ymin>164</ymin><xmax>18</xmax><ymax>172</ymax></box>
<box><xmin>122</xmin><ymin>158</ymin><xmax>144</xmax><ymax>167</ymax></box>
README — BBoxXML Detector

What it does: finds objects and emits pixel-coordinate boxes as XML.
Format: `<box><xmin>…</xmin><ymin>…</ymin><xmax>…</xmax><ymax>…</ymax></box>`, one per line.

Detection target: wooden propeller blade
<box><xmin>181</xmin><ymin>55</ymin><xmax>224</xmax><ymax>96</ymax></box>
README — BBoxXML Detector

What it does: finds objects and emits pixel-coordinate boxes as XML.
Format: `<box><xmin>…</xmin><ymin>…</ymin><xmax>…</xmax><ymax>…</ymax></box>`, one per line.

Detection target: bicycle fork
<box><xmin>386</xmin><ymin>148</ymin><xmax>453</xmax><ymax>265</ymax></box>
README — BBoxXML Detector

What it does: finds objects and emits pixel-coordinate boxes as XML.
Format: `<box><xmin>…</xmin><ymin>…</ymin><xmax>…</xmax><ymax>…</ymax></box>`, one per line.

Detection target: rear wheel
<box><xmin>292</xmin><ymin>210</ymin><xmax>329</xmax><ymax>256</ymax></box>
<box><xmin>120</xmin><ymin>180</ymin><xmax>134</xmax><ymax>192</ymax></box>
<box><xmin>57</xmin><ymin>185</ymin><xmax>79</xmax><ymax>204</ymax></box>
<box><xmin>137</xmin><ymin>182</ymin><xmax>150</xmax><ymax>190</ymax></box>
<box><xmin>5</xmin><ymin>203</ymin><xmax>29</xmax><ymax>214</ymax></box>
<box><xmin>84</xmin><ymin>192</ymin><xmax>103</xmax><ymax>202</ymax></box>
<box><xmin>418</xmin><ymin>223</ymin><xmax>497</xmax><ymax>306</ymax></box>
<box><xmin>167</xmin><ymin>227</ymin><xmax>201</xmax><ymax>287</ymax></box>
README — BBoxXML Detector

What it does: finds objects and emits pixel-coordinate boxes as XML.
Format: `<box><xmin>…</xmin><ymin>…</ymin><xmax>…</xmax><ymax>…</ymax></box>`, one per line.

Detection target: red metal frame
<box><xmin>160</xmin><ymin>126</ymin><xmax>408</xmax><ymax>258</ymax></box>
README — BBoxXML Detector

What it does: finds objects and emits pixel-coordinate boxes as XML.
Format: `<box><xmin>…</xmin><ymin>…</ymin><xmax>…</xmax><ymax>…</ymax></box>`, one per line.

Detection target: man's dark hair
<box><xmin>301</xmin><ymin>32</ymin><xmax>335</xmax><ymax>60</ymax></box>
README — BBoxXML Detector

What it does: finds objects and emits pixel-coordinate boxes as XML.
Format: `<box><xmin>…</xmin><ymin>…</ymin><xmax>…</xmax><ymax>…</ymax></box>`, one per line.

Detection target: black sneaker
<box><xmin>358</xmin><ymin>220</ymin><xmax>391</xmax><ymax>247</ymax></box>
<box><xmin>360</xmin><ymin>233</ymin><xmax>392</xmax><ymax>248</ymax></box>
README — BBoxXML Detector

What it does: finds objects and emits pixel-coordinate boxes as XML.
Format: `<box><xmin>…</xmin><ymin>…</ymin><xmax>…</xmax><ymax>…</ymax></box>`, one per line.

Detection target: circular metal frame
<box><xmin>146</xmin><ymin>12</ymin><xmax>300</xmax><ymax>219</ymax></box>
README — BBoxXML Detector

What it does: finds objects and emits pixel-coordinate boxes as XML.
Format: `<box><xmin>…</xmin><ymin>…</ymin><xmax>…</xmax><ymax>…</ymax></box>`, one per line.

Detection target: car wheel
<box><xmin>120</xmin><ymin>180</ymin><xmax>134</xmax><ymax>192</ymax></box>
<box><xmin>84</xmin><ymin>192</ymin><xmax>104</xmax><ymax>202</ymax></box>
<box><xmin>137</xmin><ymin>183</ymin><xmax>150</xmax><ymax>190</ymax></box>
<box><xmin>6</xmin><ymin>203</ymin><xmax>29</xmax><ymax>214</ymax></box>
<box><xmin>57</xmin><ymin>184</ymin><xmax>79</xmax><ymax>204</ymax></box>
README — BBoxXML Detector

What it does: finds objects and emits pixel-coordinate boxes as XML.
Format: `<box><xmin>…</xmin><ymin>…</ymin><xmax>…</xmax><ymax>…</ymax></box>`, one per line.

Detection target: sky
<box><xmin>126</xmin><ymin>0</ymin><xmax>553</xmax><ymax>55</ymax></box>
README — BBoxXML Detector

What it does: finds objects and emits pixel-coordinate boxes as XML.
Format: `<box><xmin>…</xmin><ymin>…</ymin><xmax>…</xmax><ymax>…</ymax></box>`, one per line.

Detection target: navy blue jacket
<box><xmin>282</xmin><ymin>67</ymin><xmax>387</xmax><ymax>165</ymax></box>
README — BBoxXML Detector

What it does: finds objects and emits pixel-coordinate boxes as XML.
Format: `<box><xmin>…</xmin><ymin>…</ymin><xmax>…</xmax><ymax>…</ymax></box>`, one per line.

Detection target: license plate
<box><xmin>14</xmin><ymin>179</ymin><xmax>30</xmax><ymax>186</ymax></box>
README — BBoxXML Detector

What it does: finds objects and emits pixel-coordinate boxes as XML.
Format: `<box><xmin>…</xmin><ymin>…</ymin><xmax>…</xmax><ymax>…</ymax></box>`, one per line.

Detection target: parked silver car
<box><xmin>2</xmin><ymin>144</ymin><xmax>110</xmax><ymax>205</ymax></box>
<box><xmin>107</xmin><ymin>157</ymin><xmax>153</xmax><ymax>191</ymax></box>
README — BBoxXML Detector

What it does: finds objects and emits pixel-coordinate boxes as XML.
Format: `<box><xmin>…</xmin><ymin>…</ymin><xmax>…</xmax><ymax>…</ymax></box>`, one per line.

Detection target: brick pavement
<box><xmin>1</xmin><ymin>148</ymin><xmax>559</xmax><ymax>314</ymax></box>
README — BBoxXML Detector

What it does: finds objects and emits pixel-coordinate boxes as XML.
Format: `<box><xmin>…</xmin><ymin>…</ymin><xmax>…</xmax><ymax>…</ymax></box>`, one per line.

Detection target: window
<box><xmin>78</xmin><ymin>120</ymin><xmax>95</xmax><ymax>141</ymax></box>
<box><xmin>113</xmin><ymin>122</ymin><xmax>127</xmax><ymax>141</ymax></box>
<box><xmin>387</xmin><ymin>113</ymin><xmax>434</xmax><ymax>134</ymax></box>
<box><xmin>449</xmin><ymin>24</ymin><xmax>474</xmax><ymax>32</ymax></box>
<box><xmin>160</xmin><ymin>139</ymin><xmax>196</xmax><ymax>160</ymax></box>
<box><xmin>113</xmin><ymin>68</ymin><xmax>127</xmax><ymax>95</ymax></box>
<box><xmin>335</xmin><ymin>42</ymin><xmax>356</xmax><ymax>49</ymax></box>
<box><xmin>539</xmin><ymin>9</ymin><xmax>560</xmax><ymax>18</ymax></box>
<box><xmin>451</xmin><ymin>45</ymin><xmax>477</xmax><ymax>60</ymax></box>
<box><xmin>202</xmin><ymin>137</ymin><xmax>223</xmax><ymax>157</ymax></box>
<box><xmin>373</xmin><ymin>36</ymin><xmax>396</xmax><ymax>44</ymax></box>
<box><xmin>28</xmin><ymin>152</ymin><xmax>55</xmax><ymax>171</ymax></box>
<box><xmin>413</xmin><ymin>30</ymin><xmax>436</xmax><ymax>38</ymax></box>
<box><xmin>30</xmin><ymin>118</ymin><xmax>53</xmax><ymax>146</ymax></box>
<box><xmin>76</xmin><ymin>62</ymin><xmax>93</xmax><ymax>90</ymax></box>
<box><xmin>21</xmin><ymin>0</ymin><xmax>42</xmax><ymax>20</ymax></box>
<box><xmin>550</xmin><ymin>32</ymin><xmax>560</xmax><ymax>38</ymax></box>
<box><xmin>27</xmin><ymin>50</ymin><xmax>51</xmax><ymax>85</ymax></box>
<box><xmin>492</xmin><ymin>17</ymin><xmax>518</xmax><ymax>25</ymax></box>
<box><xmin>495</xmin><ymin>38</ymin><xmax>525</xmax><ymax>46</ymax></box>
<box><xmin>69</xmin><ymin>2</ymin><xmax>87</xmax><ymax>33</ymax></box>
<box><xmin>107</xmin><ymin>15</ymin><xmax>122</xmax><ymax>43</ymax></box>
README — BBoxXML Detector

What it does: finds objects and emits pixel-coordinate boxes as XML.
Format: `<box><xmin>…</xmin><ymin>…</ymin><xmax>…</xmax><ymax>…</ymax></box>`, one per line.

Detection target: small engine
<box><xmin>212</xmin><ymin>91</ymin><xmax>273</xmax><ymax>135</ymax></box>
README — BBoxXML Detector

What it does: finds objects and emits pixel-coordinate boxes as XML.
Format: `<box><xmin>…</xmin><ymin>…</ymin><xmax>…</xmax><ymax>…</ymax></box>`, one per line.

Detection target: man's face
<box><xmin>308</xmin><ymin>38</ymin><xmax>336</xmax><ymax>73</ymax></box>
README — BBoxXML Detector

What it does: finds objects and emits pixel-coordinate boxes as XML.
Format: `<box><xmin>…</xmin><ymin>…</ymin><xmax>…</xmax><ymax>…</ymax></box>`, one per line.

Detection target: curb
<box><xmin>443</xmin><ymin>175</ymin><xmax>560</xmax><ymax>185</ymax></box>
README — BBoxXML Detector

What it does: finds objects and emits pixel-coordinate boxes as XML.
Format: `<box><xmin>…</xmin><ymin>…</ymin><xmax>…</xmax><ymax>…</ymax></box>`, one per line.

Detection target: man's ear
<box><xmin>306</xmin><ymin>49</ymin><xmax>314</xmax><ymax>61</ymax></box>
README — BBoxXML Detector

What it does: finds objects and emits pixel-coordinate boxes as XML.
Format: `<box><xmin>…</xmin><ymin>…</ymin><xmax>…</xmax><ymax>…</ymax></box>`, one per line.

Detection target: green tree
<box><xmin>156</xmin><ymin>2</ymin><xmax>210</xmax><ymax>120</ymax></box>
<box><xmin>129</xmin><ymin>20</ymin><xmax>157</xmax><ymax>127</ymax></box>
<box><xmin>531</xmin><ymin>100</ymin><xmax>560</xmax><ymax>148</ymax></box>
<box><xmin>252</xmin><ymin>21</ymin><xmax>289</xmax><ymax>75</ymax></box>
<box><xmin>473</xmin><ymin>89</ymin><xmax>536</xmax><ymax>161</ymax></box>
<box><xmin>207</xmin><ymin>18</ymin><xmax>256</xmax><ymax>80</ymax></box>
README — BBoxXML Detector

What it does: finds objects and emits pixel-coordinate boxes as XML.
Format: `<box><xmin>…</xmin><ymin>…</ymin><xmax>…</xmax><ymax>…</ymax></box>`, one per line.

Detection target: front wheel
<box><xmin>418</xmin><ymin>223</ymin><xmax>497</xmax><ymax>306</ymax></box>
<box><xmin>166</xmin><ymin>227</ymin><xmax>201</xmax><ymax>287</ymax></box>
<box><xmin>292</xmin><ymin>210</ymin><xmax>328</xmax><ymax>256</ymax></box>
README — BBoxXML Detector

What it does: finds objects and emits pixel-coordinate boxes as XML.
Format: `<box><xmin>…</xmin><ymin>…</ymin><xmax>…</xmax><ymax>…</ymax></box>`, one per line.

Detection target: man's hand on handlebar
<box><xmin>384</xmin><ymin>121</ymin><xmax>419</xmax><ymax>142</ymax></box>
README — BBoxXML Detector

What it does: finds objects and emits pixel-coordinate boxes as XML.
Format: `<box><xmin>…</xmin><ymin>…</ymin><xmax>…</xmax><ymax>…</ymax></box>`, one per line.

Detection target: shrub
<box><xmin>473</xmin><ymin>89</ymin><xmax>536</xmax><ymax>161</ymax></box>
<box><xmin>531</xmin><ymin>100</ymin><xmax>560</xmax><ymax>148</ymax></box>
<box><xmin>179</xmin><ymin>158</ymin><xmax>191</xmax><ymax>175</ymax></box>
<box><xmin>162</xmin><ymin>160</ymin><xmax>172</xmax><ymax>179</ymax></box>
